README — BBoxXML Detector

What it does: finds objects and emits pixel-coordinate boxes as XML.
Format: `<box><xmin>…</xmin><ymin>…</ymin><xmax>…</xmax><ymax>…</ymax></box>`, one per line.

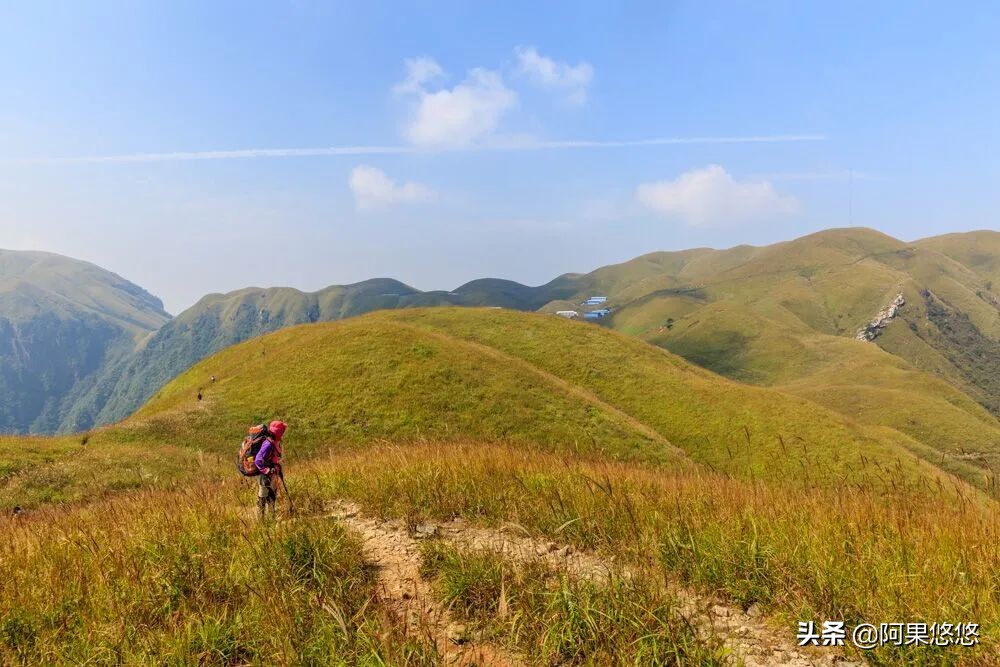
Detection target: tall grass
<box><xmin>420</xmin><ymin>541</ymin><xmax>727</xmax><ymax>665</ymax></box>
<box><xmin>5</xmin><ymin>441</ymin><xmax>997</xmax><ymax>664</ymax></box>
<box><xmin>0</xmin><ymin>482</ymin><xmax>436</xmax><ymax>665</ymax></box>
<box><xmin>303</xmin><ymin>442</ymin><xmax>1000</xmax><ymax>665</ymax></box>
<box><xmin>0</xmin><ymin>436</ymin><xmax>213</xmax><ymax>510</ymax></box>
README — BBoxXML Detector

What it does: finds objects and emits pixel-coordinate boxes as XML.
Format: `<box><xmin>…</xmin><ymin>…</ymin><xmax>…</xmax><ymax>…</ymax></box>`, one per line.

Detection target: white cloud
<box><xmin>636</xmin><ymin>165</ymin><xmax>798</xmax><ymax>227</ymax></box>
<box><xmin>395</xmin><ymin>62</ymin><xmax>518</xmax><ymax>147</ymax></box>
<box><xmin>514</xmin><ymin>46</ymin><xmax>593</xmax><ymax>105</ymax></box>
<box><xmin>392</xmin><ymin>57</ymin><xmax>445</xmax><ymax>96</ymax></box>
<box><xmin>348</xmin><ymin>165</ymin><xmax>436</xmax><ymax>211</ymax></box>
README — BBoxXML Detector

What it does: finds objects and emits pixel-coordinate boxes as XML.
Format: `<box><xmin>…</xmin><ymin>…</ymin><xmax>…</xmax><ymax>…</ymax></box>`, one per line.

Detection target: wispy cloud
<box><xmin>349</xmin><ymin>165</ymin><xmax>436</xmax><ymax>211</ymax></box>
<box><xmin>514</xmin><ymin>46</ymin><xmax>593</xmax><ymax>105</ymax></box>
<box><xmin>392</xmin><ymin>57</ymin><xmax>446</xmax><ymax>96</ymax></box>
<box><xmin>23</xmin><ymin>134</ymin><xmax>825</xmax><ymax>164</ymax></box>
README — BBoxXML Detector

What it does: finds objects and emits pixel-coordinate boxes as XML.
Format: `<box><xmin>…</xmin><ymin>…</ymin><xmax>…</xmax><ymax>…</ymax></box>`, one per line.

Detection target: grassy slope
<box><xmin>74</xmin><ymin>278</ymin><xmax>461</xmax><ymax>428</ymax></box>
<box><xmin>124</xmin><ymin>308</ymin><xmax>961</xmax><ymax>490</ymax></box>
<box><xmin>128</xmin><ymin>310</ymin><xmax>683</xmax><ymax>462</ymax></box>
<box><xmin>8</xmin><ymin>441</ymin><xmax>997</xmax><ymax>665</ymax></box>
<box><xmin>0</xmin><ymin>250</ymin><xmax>170</xmax><ymax>434</ymax></box>
<box><xmin>7</xmin><ymin>308</ymin><xmax>998</xmax><ymax>665</ymax></box>
<box><xmin>0</xmin><ymin>249</ymin><xmax>169</xmax><ymax>332</ymax></box>
<box><xmin>46</xmin><ymin>226</ymin><xmax>996</xmax><ymax>471</ymax></box>
<box><xmin>916</xmin><ymin>230</ymin><xmax>1000</xmax><ymax>288</ymax></box>
<box><xmin>304</xmin><ymin>443</ymin><xmax>1000</xmax><ymax>666</ymax></box>
<box><xmin>7</xmin><ymin>307</ymin><xmax>975</xmax><ymax>509</ymax></box>
<box><xmin>579</xmin><ymin>229</ymin><xmax>1000</xmax><ymax>483</ymax></box>
<box><xmin>1</xmin><ymin>485</ymin><xmax>436</xmax><ymax>665</ymax></box>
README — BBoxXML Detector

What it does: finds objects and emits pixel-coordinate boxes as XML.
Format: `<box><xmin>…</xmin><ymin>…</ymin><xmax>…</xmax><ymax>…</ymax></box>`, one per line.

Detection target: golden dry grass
<box><xmin>301</xmin><ymin>442</ymin><xmax>1000</xmax><ymax>665</ymax></box>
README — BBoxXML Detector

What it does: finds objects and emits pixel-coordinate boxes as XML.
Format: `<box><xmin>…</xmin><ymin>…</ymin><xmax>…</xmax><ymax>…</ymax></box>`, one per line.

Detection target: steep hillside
<box><xmin>592</xmin><ymin>230</ymin><xmax>999</xmax><ymax>404</ymax></box>
<box><xmin>916</xmin><ymin>229</ymin><xmax>1000</xmax><ymax>286</ymax></box>
<box><xmin>10</xmin><ymin>306</ymin><xmax>986</xmax><ymax>511</ymax></box>
<box><xmin>7</xmin><ymin>312</ymin><xmax>997</xmax><ymax>666</ymax></box>
<box><xmin>79</xmin><ymin>279</ymin><xmax>474</xmax><ymax>426</ymax></box>
<box><xmin>0</xmin><ymin>250</ymin><xmax>169</xmax><ymax>434</ymax></box>
<box><xmin>23</xmin><ymin>227</ymin><xmax>998</xmax><ymax>460</ymax></box>
<box><xmin>118</xmin><ymin>308</ymin><xmax>972</xmax><ymax>490</ymax></box>
<box><xmin>539</xmin><ymin>229</ymin><xmax>1000</xmax><ymax>474</ymax></box>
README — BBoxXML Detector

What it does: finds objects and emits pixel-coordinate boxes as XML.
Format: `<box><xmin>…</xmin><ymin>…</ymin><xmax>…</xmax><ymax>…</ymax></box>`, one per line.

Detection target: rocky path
<box><xmin>330</xmin><ymin>501</ymin><xmax>861</xmax><ymax>667</ymax></box>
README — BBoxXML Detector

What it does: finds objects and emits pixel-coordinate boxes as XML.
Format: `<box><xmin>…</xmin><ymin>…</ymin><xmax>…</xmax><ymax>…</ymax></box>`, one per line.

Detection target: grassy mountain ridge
<box><xmin>11</xmin><ymin>306</ymin><xmax>979</xmax><ymax>512</ymax></box>
<box><xmin>0</xmin><ymin>240</ymin><xmax>995</xmax><ymax>665</ymax></box>
<box><xmin>0</xmin><ymin>249</ymin><xmax>168</xmax><ymax>331</ymax></box>
<box><xmin>917</xmin><ymin>229</ymin><xmax>1000</xmax><ymax>286</ymax></box>
<box><xmin>588</xmin><ymin>230</ymin><xmax>1000</xmax><ymax>477</ymax></box>
<box><xmin>0</xmin><ymin>250</ymin><xmax>169</xmax><ymax>433</ymax></box>
<box><xmin>6</xmin><ymin>309</ymin><xmax>997</xmax><ymax>665</ymax></box>
<box><xmin>78</xmin><ymin>278</ymin><xmax>468</xmax><ymax>427</ymax></box>
<box><xmin>118</xmin><ymin>308</ymin><xmax>969</xmax><ymax>491</ymax></box>
<box><xmin>6</xmin><ymin>227</ymin><xmax>997</xmax><ymax>459</ymax></box>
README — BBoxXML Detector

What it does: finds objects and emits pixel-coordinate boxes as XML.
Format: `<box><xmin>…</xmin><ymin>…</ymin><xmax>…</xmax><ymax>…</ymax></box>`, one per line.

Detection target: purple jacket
<box><xmin>254</xmin><ymin>438</ymin><xmax>281</xmax><ymax>474</ymax></box>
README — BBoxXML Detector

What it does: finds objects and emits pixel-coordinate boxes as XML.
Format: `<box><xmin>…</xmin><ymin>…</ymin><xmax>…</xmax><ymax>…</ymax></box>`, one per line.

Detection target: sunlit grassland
<box><xmin>80</xmin><ymin>307</ymin><xmax>992</xmax><ymax>497</ymax></box>
<box><xmin>641</xmin><ymin>299</ymin><xmax>1000</xmax><ymax>473</ymax></box>
<box><xmin>300</xmin><ymin>442</ymin><xmax>1000</xmax><ymax>666</ymax></box>
<box><xmin>3</xmin><ymin>306</ymin><xmax>997</xmax><ymax>665</ymax></box>
<box><xmin>375</xmin><ymin>309</ymin><xmax>951</xmax><ymax>487</ymax></box>
<box><xmin>0</xmin><ymin>433</ymin><xmax>215</xmax><ymax>509</ymax></box>
<box><xmin>0</xmin><ymin>482</ymin><xmax>436</xmax><ymax>665</ymax></box>
<box><xmin>419</xmin><ymin>541</ymin><xmax>727</xmax><ymax>665</ymax></box>
<box><xmin>124</xmin><ymin>313</ymin><xmax>681</xmax><ymax>464</ymax></box>
<box><xmin>598</xmin><ymin>229</ymin><xmax>1000</xmax><ymax>487</ymax></box>
<box><xmin>4</xmin><ymin>435</ymin><xmax>997</xmax><ymax>664</ymax></box>
<box><xmin>6</xmin><ymin>307</ymin><xmax>986</xmax><ymax>509</ymax></box>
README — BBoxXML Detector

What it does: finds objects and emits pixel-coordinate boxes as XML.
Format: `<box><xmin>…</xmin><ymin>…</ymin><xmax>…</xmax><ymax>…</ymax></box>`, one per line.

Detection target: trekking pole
<box><xmin>278</xmin><ymin>468</ymin><xmax>295</xmax><ymax>514</ymax></box>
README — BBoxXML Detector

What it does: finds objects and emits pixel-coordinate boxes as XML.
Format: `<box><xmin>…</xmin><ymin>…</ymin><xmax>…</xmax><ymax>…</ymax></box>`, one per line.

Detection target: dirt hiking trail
<box><xmin>329</xmin><ymin>501</ymin><xmax>863</xmax><ymax>667</ymax></box>
<box><xmin>332</xmin><ymin>502</ymin><xmax>520</xmax><ymax>666</ymax></box>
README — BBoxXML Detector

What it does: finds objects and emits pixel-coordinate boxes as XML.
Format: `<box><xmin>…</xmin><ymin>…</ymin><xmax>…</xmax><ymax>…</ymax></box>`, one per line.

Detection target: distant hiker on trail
<box><xmin>210</xmin><ymin>375</ymin><xmax>216</xmax><ymax>384</ymax></box>
<box><xmin>197</xmin><ymin>389</ymin><xmax>203</xmax><ymax>401</ymax></box>
<box><xmin>237</xmin><ymin>421</ymin><xmax>288</xmax><ymax>518</ymax></box>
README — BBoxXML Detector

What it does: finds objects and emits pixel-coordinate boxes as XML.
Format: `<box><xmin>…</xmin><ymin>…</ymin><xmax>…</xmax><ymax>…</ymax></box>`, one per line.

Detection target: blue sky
<box><xmin>1</xmin><ymin>1</ymin><xmax>997</xmax><ymax>313</ymax></box>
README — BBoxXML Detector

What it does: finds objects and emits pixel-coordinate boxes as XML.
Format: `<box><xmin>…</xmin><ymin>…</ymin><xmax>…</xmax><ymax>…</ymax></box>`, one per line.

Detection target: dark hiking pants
<box><xmin>257</xmin><ymin>473</ymin><xmax>277</xmax><ymax>518</ymax></box>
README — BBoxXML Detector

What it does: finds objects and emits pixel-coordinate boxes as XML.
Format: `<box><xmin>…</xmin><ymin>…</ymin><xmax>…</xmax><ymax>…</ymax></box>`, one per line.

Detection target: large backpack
<box><xmin>236</xmin><ymin>424</ymin><xmax>273</xmax><ymax>477</ymax></box>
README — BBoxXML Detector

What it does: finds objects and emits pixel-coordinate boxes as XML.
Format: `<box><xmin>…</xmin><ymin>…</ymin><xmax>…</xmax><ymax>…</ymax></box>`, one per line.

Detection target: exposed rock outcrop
<box><xmin>856</xmin><ymin>293</ymin><xmax>905</xmax><ymax>341</ymax></box>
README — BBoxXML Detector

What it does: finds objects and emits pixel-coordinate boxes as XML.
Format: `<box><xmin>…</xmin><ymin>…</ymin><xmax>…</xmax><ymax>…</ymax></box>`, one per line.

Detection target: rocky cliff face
<box><xmin>856</xmin><ymin>293</ymin><xmax>906</xmax><ymax>341</ymax></box>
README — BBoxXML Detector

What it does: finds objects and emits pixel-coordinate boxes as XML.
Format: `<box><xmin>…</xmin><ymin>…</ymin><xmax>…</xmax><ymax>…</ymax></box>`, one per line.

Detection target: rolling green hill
<box><xmin>70</xmin><ymin>276</ymin><xmax>579</xmax><ymax>430</ymax></box>
<box><xmin>468</xmin><ymin>228</ymin><xmax>999</xmax><ymax>478</ymax></box>
<box><xmin>0</xmin><ymin>250</ymin><xmax>170</xmax><ymax>434</ymax></box>
<box><xmin>590</xmin><ymin>229</ymin><xmax>999</xmax><ymax>407</ymax></box>
<box><xmin>6</xmin><ymin>311</ymin><xmax>996</xmax><ymax>666</ymax></box>
<box><xmin>916</xmin><ymin>229</ymin><xmax>1000</xmax><ymax>287</ymax></box>
<box><xmin>8</xmin><ymin>226</ymin><xmax>998</xmax><ymax>474</ymax></box>
<box><xmin>71</xmin><ymin>278</ymin><xmax>461</xmax><ymax>427</ymax></box>
<box><xmin>8</xmin><ymin>306</ymin><xmax>987</xmax><ymax>511</ymax></box>
<box><xmin>122</xmin><ymin>308</ymin><xmax>979</xmax><ymax>488</ymax></box>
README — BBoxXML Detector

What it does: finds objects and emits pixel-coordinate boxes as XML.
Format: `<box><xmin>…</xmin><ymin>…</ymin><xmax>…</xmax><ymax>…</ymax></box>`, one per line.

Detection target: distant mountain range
<box><xmin>2</xmin><ymin>228</ymin><xmax>997</xmax><ymax>479</ymax></box>
<box><xmin>0</xmin><ymin>250</ymin><xmax>169</xmax><ymax>433</ymax></box>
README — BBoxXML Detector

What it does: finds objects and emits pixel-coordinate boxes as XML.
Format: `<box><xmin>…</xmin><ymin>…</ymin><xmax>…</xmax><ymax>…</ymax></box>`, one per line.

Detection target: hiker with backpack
<box><xmin>237</xmin><ymin>420</ymin><xmax>288</xmax><ymax>518</ymax></box>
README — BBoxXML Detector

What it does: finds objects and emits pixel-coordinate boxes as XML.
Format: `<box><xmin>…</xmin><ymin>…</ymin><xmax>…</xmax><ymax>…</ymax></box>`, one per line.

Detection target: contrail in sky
<box><xmin>24</xmin><ymin>134</ymin><xmax>826</xmax><ymax>164</ymax></box>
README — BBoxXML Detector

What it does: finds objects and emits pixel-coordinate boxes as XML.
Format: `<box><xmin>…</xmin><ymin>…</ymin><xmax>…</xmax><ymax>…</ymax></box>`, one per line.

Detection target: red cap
<box><xmin>269</xmin><ymin>420</ymin><xmax>287</xmax><ymax>441</ymax></box>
